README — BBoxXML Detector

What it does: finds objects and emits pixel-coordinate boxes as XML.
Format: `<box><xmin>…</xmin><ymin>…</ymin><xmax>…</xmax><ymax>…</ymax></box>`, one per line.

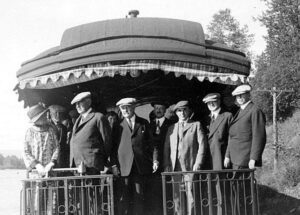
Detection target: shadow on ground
<box><xmin>258</xmin><ymin>185</ymin><xmax>300</xmax><ymax>215</ymax></box>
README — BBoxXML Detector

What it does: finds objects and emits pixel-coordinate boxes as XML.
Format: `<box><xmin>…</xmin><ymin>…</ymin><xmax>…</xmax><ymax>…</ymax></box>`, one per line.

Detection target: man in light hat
<box><xmin>202</xmin><ymin>93</ymin><xmax>233</xmax><ymax>170</ymax></box>
<box><xmin>69</xmin><ymin>92</ymin><xmax>112</xmax><ymax>175</ymax></box>
<box><xmin>163</xmin><ymin>100</ymin><xmax>207</xmax><ymax>215</ymax></box>
<box><xmin>203</xmin><ymin>93</ymin><xmax>233</xmax><ymax>215</ymax></box>
<box><xmin>111</xmin><ymin>97</ymin><xmax>153</xmax><ymax>215</ymax></box>
<box><xmin>224</xmin><ymin>84</ymin><xmax>266</xmax><ymax>169</ymax></box>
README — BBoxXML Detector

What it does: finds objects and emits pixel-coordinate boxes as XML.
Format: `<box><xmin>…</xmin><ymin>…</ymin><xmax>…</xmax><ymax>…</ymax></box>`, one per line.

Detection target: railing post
<box><xmin>109</xmin><ymin>176</ymin><xmax>115</xmax><ymax>215</ymax></box>
<box><xmin>250</xmin><ymin>171</ymin><xmax>258</xmax><ymax>215</ymax></box>
<box><xmin>162</xmin><ymin>174</ymin><xmax>167</xmax><ymax>215</ymax></box>
<box><xmin>207</xmin><ymin>173</ymin><xmax>213</xmax><ymax>215</ymax></box>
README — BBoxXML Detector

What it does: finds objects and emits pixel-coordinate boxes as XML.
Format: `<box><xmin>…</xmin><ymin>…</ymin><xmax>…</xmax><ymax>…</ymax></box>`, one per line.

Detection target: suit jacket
<box><xmin>111</xmin><ymin>115</ymin><xmax>153</xmax><ymax>176</ymax></box>
<box><xmin>163</xmin><ymin>119</ymin><xmax>207</xmax><ymax>171</ymax></box>
<box><xmin>69</xmin><ymin>110</ymin><xmax>112</xmax><ymax>171</ymax></box>
<box><xmin>207</xmin><ymin>109</ymin><xmax>233</xmax><ymax>170</ymax></box>
<box><xmin>226</xmin><ymin>102</ymin><xmax>266</xmax><ymax>167</ymax></box>
<box><xmin>149</xmin><ymin>118</ymin><xmax>173</xmax><ymax>172</ymax></box>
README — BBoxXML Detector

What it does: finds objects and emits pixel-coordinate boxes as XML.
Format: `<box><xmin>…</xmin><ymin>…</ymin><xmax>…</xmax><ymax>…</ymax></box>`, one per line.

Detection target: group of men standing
<box><xmin>66</xmin><ymin>83</ymin><xmax>266</xmax><ymax>215</ymax></box>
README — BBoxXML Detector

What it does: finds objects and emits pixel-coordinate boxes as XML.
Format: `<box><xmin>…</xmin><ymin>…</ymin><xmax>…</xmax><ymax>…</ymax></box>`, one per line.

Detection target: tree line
<box><xmin>0</xmin><ymin>154</ymin><xmax>25</xmax><ymax>169</ymax></box>
<box><xmin>205</xmin><ymin>0</ymin><xmax>299</xmax><ymax>122</ymax></box>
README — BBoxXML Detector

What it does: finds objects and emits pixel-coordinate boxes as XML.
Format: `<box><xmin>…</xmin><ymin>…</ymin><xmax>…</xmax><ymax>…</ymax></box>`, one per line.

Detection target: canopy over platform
<box><xmin>15</xmin><ymin>16</ymin><xmax>250</xmax><ymax>108</ymax></box>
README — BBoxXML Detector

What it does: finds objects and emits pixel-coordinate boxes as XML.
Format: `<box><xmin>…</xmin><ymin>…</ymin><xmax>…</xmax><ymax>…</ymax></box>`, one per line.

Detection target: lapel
<box><xmin>183</xmin><ymin>119</ymin><xmax>193</xmax><ymax>133</ymax></box>
<box><xmin>232</xmin><ymin>102</ymin><xmax>253</xmax><ymax>124</ymax></box>
<box><xmin>172</xmin><ymin>123</ymin><xmax>179</xmax><ymax>150</ymax></box>
<box><xmin>209</xmin><ymin>110</ymin><xmax>225</xmax><ymax>138</ymax></box>
<box><xmin>74</xmin><ymin>111</ymin><xmax>95</xmax><ymax>133</ymax></box>
<box><xmin>132</xmin><ymin>115</ymin><xmax>142</xmax><ymax>137</ymax></box>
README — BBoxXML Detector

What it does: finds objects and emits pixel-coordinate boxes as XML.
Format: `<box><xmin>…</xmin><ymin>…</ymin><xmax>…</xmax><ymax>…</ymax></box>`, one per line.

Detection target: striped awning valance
<box><xmin>18</xmin><ymin>60</ymin><xmax>247</xmax><ymax>89</ymax></box>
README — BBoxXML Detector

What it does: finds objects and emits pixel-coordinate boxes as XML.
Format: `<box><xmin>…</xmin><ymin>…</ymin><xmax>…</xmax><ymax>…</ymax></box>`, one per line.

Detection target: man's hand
<box><xmin>44</xmin><ymin>162</ymin><xmax>55</xmax><ymax>173</ymax></box>
<box><xmin>111</xmin><ymin>166</ymin><xmax>120</xmax><ymax>176</ymax></box>
<box><xmin>224</xmin><ymin>157</ymin><xmax>231</xmax><ymax>168</ymax></box>
<box><xmin>192</xmin><ymin>163</ymin><xmax>201</xmax><ymax>171</ymax></box>
<box><xmin>153</xmin><ymin>161</ymin><xmax>159</xmax><ymax>173</ymax></box>
<box><xmin>248</xmin><ymin>159</ymin><xmax>256</xmax><ymax>169</ymax></box>
<box><xmin>35</xmin><ymin>163</ymin><xmax>45</xmax><ymax>176</ymax></box>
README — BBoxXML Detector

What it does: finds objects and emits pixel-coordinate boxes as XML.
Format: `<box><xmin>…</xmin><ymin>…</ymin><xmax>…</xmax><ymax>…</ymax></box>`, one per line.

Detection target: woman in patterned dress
<box><xmin>23</xmin><ymin>103</ymin><xmax>59</xmax><ymax>214</ymax></box>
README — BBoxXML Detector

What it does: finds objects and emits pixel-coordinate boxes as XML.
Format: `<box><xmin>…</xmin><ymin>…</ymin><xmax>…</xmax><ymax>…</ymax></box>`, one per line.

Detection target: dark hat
<box><xmin>173</xmin><ymin>100</ymin><xmax>190</xmax><ymax>111</ymax></box>
<box><xmin>232</xmin><ymin>84</ymin><xmax>252</xmax><ymax>96</ymax></box>
<box><xmin>202</xmin><ymin>93</ymin><xmax>221</xmax><ymax>103</ymax></box>
<box><xmin>116</xmin><ymin>98</ymin><xmax>137</xmax><ymax>107</ymax></box>
<box><xmin>27</xmin><ymin>104</ymin><xmax>48</xmax><ymax>123</ymax></box>
<box><xmin>49</xmin><ymin>105</ymin><xmax>66</xmax><ymax>113</ymax></box>
<box><xmin>71</xmin><ymin>92</ymin><xmax>91</xmax><ymax>105</ymax></box>
<box><xmin>151</xmin><ymin>100</ymin><xmax>169</xmax><ymax>108</ymax></box>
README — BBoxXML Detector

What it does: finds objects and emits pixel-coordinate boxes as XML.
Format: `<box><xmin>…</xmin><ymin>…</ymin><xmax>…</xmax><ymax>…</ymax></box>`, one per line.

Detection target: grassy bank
<box><xmin>256</xmin><ymin>110</ymin><xmax>300</xmax><ymax>214</ymax></box>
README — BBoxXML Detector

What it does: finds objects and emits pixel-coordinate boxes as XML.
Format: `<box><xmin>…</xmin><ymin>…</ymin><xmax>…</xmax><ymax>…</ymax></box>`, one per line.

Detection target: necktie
<box><xmin>155</xmin><ymin>120</ymin><xmax>161</xmax><ymax>135</ymax></box>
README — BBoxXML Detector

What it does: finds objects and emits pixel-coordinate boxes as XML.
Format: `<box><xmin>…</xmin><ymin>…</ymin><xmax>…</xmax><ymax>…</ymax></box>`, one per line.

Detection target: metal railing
<box><xmin>20</xmin><ymin>168</ymin><xmax>114</xmax><ymax>215</ymax></box>
<box><xmin>162</xmin><ymin>169</ymin><xmax>259</xmax><ymax>215</ymax></box>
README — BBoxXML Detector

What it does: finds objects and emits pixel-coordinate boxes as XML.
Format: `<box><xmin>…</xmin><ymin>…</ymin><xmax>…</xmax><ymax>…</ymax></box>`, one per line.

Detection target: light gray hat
<box><xmin>71</xmin><ymin>92</ymin><xmax>91</xmax><ymax>105</ymax></box>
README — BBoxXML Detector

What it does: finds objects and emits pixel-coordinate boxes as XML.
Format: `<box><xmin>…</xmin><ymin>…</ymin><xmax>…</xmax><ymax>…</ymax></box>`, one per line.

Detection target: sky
<box><xmin>0</xmin><ymin>0</ymin><xmax>267</xmax><ymax>155</ymax></box>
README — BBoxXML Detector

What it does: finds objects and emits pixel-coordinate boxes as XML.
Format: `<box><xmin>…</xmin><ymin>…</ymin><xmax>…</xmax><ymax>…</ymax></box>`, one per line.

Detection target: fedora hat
<box><xmin>27</xmin><ymin>104</ymin><xmax>48</xmax><ymax>123</ymax></box>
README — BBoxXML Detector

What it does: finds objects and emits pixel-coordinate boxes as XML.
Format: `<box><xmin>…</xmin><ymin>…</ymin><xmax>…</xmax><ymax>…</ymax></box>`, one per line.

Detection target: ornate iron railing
<box><xmin>162</xmin><ymin>169</ymin><xmax>259</xmax><ymax>215</ymax></box>
<box><xmin>20</xmin><ymin>170</ymin><xmax>114</xmax><ymax>215</ymax></box>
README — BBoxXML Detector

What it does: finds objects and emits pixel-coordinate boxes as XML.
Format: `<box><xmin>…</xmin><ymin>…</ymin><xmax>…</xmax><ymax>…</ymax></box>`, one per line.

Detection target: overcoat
<box><xmin>111</xmin><ymin>115</ymin><xmax>153</xmax><ymax>176</ymax></box>
<box><xmin>207</xmin><ymin>110</ymin><xmax>233</xmax><ymax>170</ymax></box>
<box><xmin>163</xmin><ymin>119</ymin><xmax>207</xmax><ymax>171</ymax></box>
<box><xmin>226</xmin><ymin>102</ymin><xmax>266</xmax><ymax>167</ymax></box>
<box><xmin>69</xmin><ymin>110</ymin><xmax>112</xmax><ymax>171</ymax></box>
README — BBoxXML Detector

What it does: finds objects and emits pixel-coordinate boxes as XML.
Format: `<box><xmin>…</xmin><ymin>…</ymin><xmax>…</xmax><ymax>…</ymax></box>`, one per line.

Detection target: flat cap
<box><xmin>116</xmin><ymin>98</ymin><xmax>137</xmax><ymax>107</ymax></box>
<box><xmin>49</xmin><ymin>105</ymin><xmax>66</xmax><ymax>113</ymax></box>
<box><xmin>232</xmin><ymin>84</ymin><xmax>252</xmax><ymax>96</ymax></box>
<box><xmin>71</xmin><ymin>92</ymin><xmax>91</xmax><ymax>105</ymax></box>
<box><xmin>173</xmin><ymin>100</ymin><xmax>190</xmax><ymax>111</ymax></box>
<box><xmin>202</xmin><ymin>93</ymin><xmax>221</xmax><ymax>103</ymax></box>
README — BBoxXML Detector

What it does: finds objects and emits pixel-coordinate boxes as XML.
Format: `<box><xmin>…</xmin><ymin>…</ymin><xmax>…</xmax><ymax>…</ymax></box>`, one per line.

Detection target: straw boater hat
<box><xmin>202</xmin><ymin>93</ymin><xmax>221</xmax><ymax>103</ymax></box>
<box><xmin>116</xmin><ymin>98</ymin><xmax>137</xmax><ymax>107</ymax></box>
<box><xmin>71</xmin><ymin>92</ymin><xmax>91</xmax><ymax>105</ymax></box>
<box><xmin>232</xmin><ymin>84</ymin><xmax>252</xmax><ymax>96</ymax></box>
<box><xmin>27</xmin><ymin>104</ymin><xmax>48</xmax><ymax>123</ymax></box>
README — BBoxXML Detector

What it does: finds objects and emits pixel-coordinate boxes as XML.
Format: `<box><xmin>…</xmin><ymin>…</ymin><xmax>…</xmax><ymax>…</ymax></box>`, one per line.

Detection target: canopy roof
<box><xmin>16</xmin><ymin>17</ymin><xmax>250</xmax><ymax>90</ymax></box>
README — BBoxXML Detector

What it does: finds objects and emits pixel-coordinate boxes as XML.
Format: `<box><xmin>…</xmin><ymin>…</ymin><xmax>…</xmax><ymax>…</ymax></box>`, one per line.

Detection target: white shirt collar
<box><xmin>211</xmin><ymin>108</ymin><xmax>221</xmax><ymax>119</ymax></box>
<box><xmin>156</xmin><ymin>117</ymin><xmax>165</xmax><ymax>126</ymax></box>
<box><xmin>81</xmin><ymin>108</ymin><xmax>92</xmax><ymax>119</ymax></box>
<box><xmin>240</xmin><ymin>100</ymin><xmax>251</xmax><ymax>110</ymax></box>
<box><xmin>126</xmin><ymin>114</ymin><xmax>136</xmax><ymax>127</ymax></box>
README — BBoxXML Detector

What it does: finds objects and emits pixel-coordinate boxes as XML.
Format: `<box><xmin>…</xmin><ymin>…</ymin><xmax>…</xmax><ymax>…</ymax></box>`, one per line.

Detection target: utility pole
<box><xmin>255</xmin><ymin>87</ymin><xmax>294</xmax><ymax>172</ymax></box>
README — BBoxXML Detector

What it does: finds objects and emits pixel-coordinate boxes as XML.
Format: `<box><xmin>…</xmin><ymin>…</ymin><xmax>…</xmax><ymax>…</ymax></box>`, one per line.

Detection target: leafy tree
<box><xmin>206</xmin><ymin>8</ymin><xmax>254</xmax><ymax>58</ymax></box>
<box><xmin>252</xmin><ymin>0</ymin><xmax>300</xmax><ymax>121</ymax></box>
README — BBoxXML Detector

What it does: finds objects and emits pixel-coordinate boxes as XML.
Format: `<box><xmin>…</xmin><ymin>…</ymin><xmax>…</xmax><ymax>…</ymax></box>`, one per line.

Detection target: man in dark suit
<box><xmin>203</xmin><ymin>93</ymin><xmax>233</xmax><ymax>170</ymax></box>
<box><xmin>203</xmin><ymin>93</ymin><xmax>233</xmax><ymax>215</ymax></box>
<box><xmin>224</xmin><ymin>84</ymin><xmax>266</xmax><ymax>169</ymax></box>
<box><xmin>49</xmin><ymin>105</ymin><xmax>69</xmax><ymax>169</ymax></box>
<box><xmin>164</xmin><ymin>100</ymin><xmax>207</xmax><ymax>215</ymax></box>
<box><xmin>147</xmin><ymin>101</ymin><xmax>172</xmax><ymax>215</ymax></box>
<box><xmin>111</xmin><ymin>98</ymin><xmax>154</xmax><ymax>215</ymax></box>
<box><xmin>69</xmin><ymin>92</ymin><xmax>112</xmax><ymax>174</ymax></box>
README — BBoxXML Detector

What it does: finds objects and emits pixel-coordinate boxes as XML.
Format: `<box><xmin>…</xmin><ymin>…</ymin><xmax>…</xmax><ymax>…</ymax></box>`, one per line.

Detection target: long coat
<box><xmin>69</xmin><ymin>110</ymin><xmax>112</xmax><ymax>171</ymax></box>
<box><xmin>149</xmin><ymin>118</ymin><xmax>172</xmax><ymax>172</ymax></box>
<box><xmin>163</xmin><ymin>119</ymin><xmax>207</xmax><ymax>171</ymax></box>
<box><xmin>226</xmin><ymin>102</ymin><xmax>266</xmax><ymax>167</ymax></box>
<box><xmin>207</xmin><ymin>110</ymin><xmax>233</xmax><ymax>170</ymax></box>
<box><xmin>111</xmin><ymin>115</ymin><xmax>153</xmax><ymax>176</ymax></box>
